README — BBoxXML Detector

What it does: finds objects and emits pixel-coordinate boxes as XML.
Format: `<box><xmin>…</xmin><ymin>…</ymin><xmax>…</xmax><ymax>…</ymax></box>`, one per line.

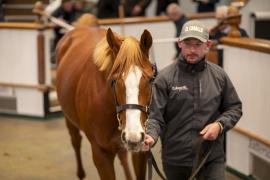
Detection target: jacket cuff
<box><xmin>146</xmin><ymin>131</ymin><xmax>159</xmax><ymax>147</ymax></box>
<box><xmin>216</xmin><ymin>121</ymin><xmax>224</xmax><ymax>134</ymax></box>
<box><xmin>216</xmin><ymin>119</ymin><xmax>225</xmax><ymax>133</ymax></box>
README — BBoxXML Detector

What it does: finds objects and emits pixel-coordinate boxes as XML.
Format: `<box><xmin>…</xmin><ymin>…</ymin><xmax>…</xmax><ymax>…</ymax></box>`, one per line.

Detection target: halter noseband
<box><xmin>116</xmin><ymin>104</ymin><xmax>149</xmax><ymax>114</ymax></box>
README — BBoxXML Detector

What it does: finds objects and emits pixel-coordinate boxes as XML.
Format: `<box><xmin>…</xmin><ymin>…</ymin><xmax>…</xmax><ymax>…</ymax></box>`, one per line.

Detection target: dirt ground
<box><xmin>0</xmin><ymin>115</ymin><xmax>241</xmax><ymax>180</ymax></box>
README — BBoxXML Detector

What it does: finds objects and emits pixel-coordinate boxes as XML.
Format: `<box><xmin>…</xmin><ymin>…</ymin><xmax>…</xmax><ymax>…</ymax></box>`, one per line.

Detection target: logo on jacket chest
<box><xmin>172</xmin><ymin>85</ymin><xmax>189</xmax><ymax>92</ymax></box>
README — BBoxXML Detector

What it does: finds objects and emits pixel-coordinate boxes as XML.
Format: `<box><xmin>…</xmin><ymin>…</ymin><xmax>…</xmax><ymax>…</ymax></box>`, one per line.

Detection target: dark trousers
<box><xmin>163</xmin><ymin>161</ymin><xmax>225</xmax><ymax>180</ymax></box>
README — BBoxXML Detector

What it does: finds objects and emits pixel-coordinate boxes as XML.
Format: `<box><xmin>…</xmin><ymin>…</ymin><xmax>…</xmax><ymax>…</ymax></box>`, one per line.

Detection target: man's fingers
<box><xmin>141</xmin><ymin>135</ymin><xmax>154</xmax><ymax>151</ymax></box>
<box><xmin>141</xmin><ymin>143</ymin><xmax>150</xmax><ymax>151</ymax></box>
<box><xmin>200</xmin><ymin>125</ymin><xmax>209</xmax><ymax>135</ymax></box>
<box><xmin>144</xmin><ymin>135</ymin><xmax>154</xmax><ymax>147</ymax></box>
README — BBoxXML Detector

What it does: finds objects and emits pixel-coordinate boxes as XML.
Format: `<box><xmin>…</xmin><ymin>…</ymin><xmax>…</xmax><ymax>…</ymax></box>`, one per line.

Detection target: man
<box><xmin>143</xmin><ymin>20</ymin><xmax>242</xmax><ymax>180</ymax></box>
<box><xmin>52</xmin><ymin>0</ymin><xmax>77</xmax><ymax>48</ymax></box>
<box><xmin>97</xmin><ymin>0</ymin><xmax>119</xmax><ymax>18</ymax></box>
<box><xmin>124</xmin><ymin>0</ymin><xmax>152</xmax><ymax>17</ymax></box>
<box><xmin>0</xmin><ymin>0</ymin><xmax>4</xmax><ymax>22</ymax></box>
<box><xmin>166</xmin><ymin>3</ymin><xmax>187</xmax><ymax>59</ymax></box>
<box><xmin>210</xmin><ymin>5</ymin><xmax>248</xmax><ymax>41</ymax></box>
<box><xmin>156</xmin><ymin>0</ymin><xmax>179</xmax><ymax>15</ymax></box>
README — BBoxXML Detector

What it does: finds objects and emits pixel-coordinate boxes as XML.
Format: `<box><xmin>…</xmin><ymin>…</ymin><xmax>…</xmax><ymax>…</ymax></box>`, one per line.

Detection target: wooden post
<box><xmin>227</xmin><ymin>6</ymin><xmax>241</xmax><ymax>38</ymax></box>
<box><xmin>37</xmin><ymin>31</ymin><xmax>45</xmax><ymax>84</ymax></box>
<box><xmin>33</xmin><ymin>1</ymin><xmax>45</xmax><ymax>23</ymax></box>
<box><xmin>118</xmin><ymin>0</ymin><xmax>125</xmax><ymax>35</ymax></box>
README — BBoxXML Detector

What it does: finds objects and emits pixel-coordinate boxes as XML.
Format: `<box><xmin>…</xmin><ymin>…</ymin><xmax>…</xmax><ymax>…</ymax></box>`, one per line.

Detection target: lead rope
<box><xmin>188</xmin><ymin>139</ymin><xmax>216</xmax><ymax>180</ymax></box>
<box><xmin>146</xmin><ymin>63</ymin><xmax>167</xmax><ymax>180</ymax></box>
<box><xmin>147</xmin><ymin>140</ymin><xmax>215</xmax><ymax>180</ymax></box>
<box><xmin>147</xmin><ymin>150</ymin><xmax>166</xmax><ymax>180</ymax></box>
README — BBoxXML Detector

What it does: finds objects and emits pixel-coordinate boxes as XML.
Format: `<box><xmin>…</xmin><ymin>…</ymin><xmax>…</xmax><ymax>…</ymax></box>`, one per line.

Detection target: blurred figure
<box><xmin>74</xmin><ymin>0</ymin><xmax>85</xmax><ymax>19</ymax></box>
<box><xmin>166</xmin><ymin>3</ymin><xmax>187</xmax><ymax>58</ymax></box>
<box><xmin>52</xmin><ymin>0</ymin><xmax>77</xmax><ymax>48</ymax></box>
<box><xmin>156</xmin><ymin>0</ymin><xmax>179</xmax><ymax>15</ymax></box>
<box><xmin>97</xmin><ymin>0</ymin><xmax>152</xmax><ymax>18</ymax></box>
<box><xmin>0</xmin><ymin>0</ymin><xmax>4</xmax><ymax>22</ymax></box>
<box><xmin>209</xmin><ymin>5</ymin><xmax>229</xmax><ymax>40</ymax></box>
<box><xmin>73</xmin><ymin>0</ymin><xmax>97</xmax><ymax>19</ymax></box>
<box><xmin>209</xmin><ymin>5</ymin><xmax>248</xmax><ymax>41</ymax></box>
<box><xmin>52</xmin><ymin>0</ymin><xmax>76</xmax><ymax>23</ymax></box>
<box><xmin>193</xmin><ymin>0</ymin><xmax>220</xmax><ymax>13</ymax></box>
<box><xmin>82</xmin><ymin>0</ymin><xmax>98</xmax><ymax>16</ymax></box>
<box><xmin>124</xmin><ymin>0</ymin><xmax>152</xmax><ymax>17</ymax></box>
<box><xmin>97</xmin><ymin>0</ymin><xmax>119</xmax><ymax>18</ymax></box>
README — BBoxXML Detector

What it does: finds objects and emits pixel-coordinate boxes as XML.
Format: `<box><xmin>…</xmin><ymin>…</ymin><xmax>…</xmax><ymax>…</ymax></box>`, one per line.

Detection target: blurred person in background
<box><xmin>193</xmin><ymin>0</ymin><xmax>220</xmax><ymax>13</ymax></box>
<box><xmin>52</xmin><ymin>0</ymin><xmax>77</xmax><ymax>48</ymax></box>
<box><xmin>0</xmin><ymin>0</ymin><xmax>5</xmax><ymax>21</ymax></box>
<box><xmin>124</xmin><ymin>0</ymin><xmax>152</xmax><ymax>17</ymax></box>
<box><xmin>156</xmin><ymin>0</ymin><xmax>179</xmax><ymax>15</ymax></box>
<box><xmin>166</xmin><ymin>3</ymin><xmax>187</xmax><ymax>59</ymax></box>
<box><xmin>209</xmin><ymin>5</ymin><xmax>248</xmax><ymax>41</ymax></box>
<box><xmin>97</xmin><ymin>0</ymin><xmax>152</xmax><ymax>18</ymax></box>
<box><xmin>97</xmin><ymin>0</ymin><xmax>119</xmax><ymax>18</ymax></box>
<box><xmin>74</xmin><ymin>0</ymin><xmax>86</xmax><ymax>19</ymax></box>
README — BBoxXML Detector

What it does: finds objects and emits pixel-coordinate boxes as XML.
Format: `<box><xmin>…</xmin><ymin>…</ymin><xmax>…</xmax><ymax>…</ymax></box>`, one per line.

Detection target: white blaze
<box><xmin>124</xmin><ymin>66</ymin><xmax>144</xmax><ymax>142</ymax></box>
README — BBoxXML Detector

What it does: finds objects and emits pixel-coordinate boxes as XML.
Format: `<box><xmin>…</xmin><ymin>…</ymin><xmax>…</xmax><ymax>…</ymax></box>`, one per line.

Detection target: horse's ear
<box><xmin>106</xmin><ymin>28</ymin><xmax>120</xmax><ymax>54</ymax></box>
<box><xmin>140</xmin><ymin>29</ymin><xmax>152</xmax><ymax>57</ymax></box>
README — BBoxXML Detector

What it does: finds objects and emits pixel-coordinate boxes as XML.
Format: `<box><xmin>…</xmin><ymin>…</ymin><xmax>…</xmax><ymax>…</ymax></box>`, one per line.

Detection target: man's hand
<box><xmin>200</xmin><ymin>122</ymin><xmax>221</xmax><ymax>140</ymax></box>
<box><xmin>141</xmin><ymin>134</ymin><xmax>155</xmax><ymax>151</ymax></box>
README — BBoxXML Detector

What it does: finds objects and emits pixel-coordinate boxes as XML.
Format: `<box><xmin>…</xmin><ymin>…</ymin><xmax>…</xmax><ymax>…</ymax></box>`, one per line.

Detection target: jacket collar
<box><xmin>177</xmin><ymin>55</ymin><xmax>206</xmax><ymax>74</ymax></box>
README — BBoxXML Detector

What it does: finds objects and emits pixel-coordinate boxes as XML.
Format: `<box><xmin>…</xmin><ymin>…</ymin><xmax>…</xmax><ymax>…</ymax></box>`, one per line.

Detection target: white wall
<box><xmin>0</xmin><ymin>29</ymin><xmax>39</xmax><ymax>84</ymax></box>
<box><xmin>223</xmin><ymin>46</ymin><xmax>270</xmax><ymax>140</ymax></box>
<box><xmin>240</xmin><ymin>0</ymin><xmax>270</xmax><ymax>38</ymax></box>
<box><xmin>222</xmin><ymin>44</ymin><xmax>270</xmax><ymax>175</ymax></box>
<box><xmin>0</xmin><ymin>28</ymin><xmax>54</xmax><ymax>117</ymax></box>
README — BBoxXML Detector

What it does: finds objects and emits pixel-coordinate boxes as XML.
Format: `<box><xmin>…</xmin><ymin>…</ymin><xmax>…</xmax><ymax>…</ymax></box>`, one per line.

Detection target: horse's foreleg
<box><xmin>65</xmin><ymin>118</ymin><xmax>86</xmax><ymax>180</ymax></box>
<box><xmin>132</xmin><ymin>152</ymin><xmax>147</xmax><ymax>180</ymax></box>
<box><xmin>91</xmin><ymin>141</ymin><xmax>116</xmax><ymax>180</ymax></box>
<box><xmin>117</xmin><ymin>149</ymin><xmax>133</xmax><ymax>180</ymax></box>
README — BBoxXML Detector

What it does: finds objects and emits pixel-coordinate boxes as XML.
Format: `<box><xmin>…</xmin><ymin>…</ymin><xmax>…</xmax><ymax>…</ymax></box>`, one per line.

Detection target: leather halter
<box><xmin>111</xmin><ymin>64</ymin><xmax>157</xmax><ymax>130</ymax></box>
<box><xmin>116</xmin><ymin>104</ymin><xmax>149</xmax><ymax>114</ymax></box>
<box><xmin>111</xmin><ymin>78</ymin><xmax>152</xmax><ymax>130</ymax></box>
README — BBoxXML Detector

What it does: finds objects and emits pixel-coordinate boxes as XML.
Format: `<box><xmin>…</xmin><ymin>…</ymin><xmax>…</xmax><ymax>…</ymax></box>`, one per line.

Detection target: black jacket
<box><xmin>124</xmin><ymin>0</ymin><xmax>152</xmax><ymax>17</ymax></box>
<box><xmin>156</xmin><ymin>0</ymin><xmax>178</xmax><ymax>15</ymax></box>
<box><xmin>193</xmin><ymin>0</ymin><xmax>220</xmax><ymax>12</ymax></box>
<box><xmin>146</xmin><ymin>57</ymin><xmax>242</xmax><ymax>166</ymax></box>
<box><xmin>97</xmin><ymin>0</ymin><xmax>119</xmax><ymax>18</ymax></box>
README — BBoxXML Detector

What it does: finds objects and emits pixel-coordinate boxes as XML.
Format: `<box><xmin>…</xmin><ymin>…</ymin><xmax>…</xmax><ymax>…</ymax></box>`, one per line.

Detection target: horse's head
<box><xmin>96</xmin><ymin>28</ymin><xmax>155</xmax><ymax>151</ymax></box>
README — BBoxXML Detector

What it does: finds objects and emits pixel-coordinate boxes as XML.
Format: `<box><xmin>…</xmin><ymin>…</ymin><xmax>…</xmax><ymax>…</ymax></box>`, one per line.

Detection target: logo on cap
<box><xmin>179</xmin><ymin>20</ymin><xmax>209</xmax><ymax>42</ymax></box>
<box><xmin>184</xmin><ymin>26</ymin><xmax>203</xmax><ymax>33</ymax></box>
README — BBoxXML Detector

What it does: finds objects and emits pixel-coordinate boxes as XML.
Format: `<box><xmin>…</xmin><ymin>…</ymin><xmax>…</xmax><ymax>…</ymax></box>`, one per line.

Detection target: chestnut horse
<box><xmin>56</xmin><ymin>27</ymin><xmax>154</xmax><ymax>180</ymax></box>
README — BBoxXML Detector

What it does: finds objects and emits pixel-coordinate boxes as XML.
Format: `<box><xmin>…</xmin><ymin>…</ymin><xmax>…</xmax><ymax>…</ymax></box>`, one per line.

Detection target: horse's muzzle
<box><xmin>121</xmin><ymin>131</ymin><xmax>145</xmax><ymax>151</ymax></box>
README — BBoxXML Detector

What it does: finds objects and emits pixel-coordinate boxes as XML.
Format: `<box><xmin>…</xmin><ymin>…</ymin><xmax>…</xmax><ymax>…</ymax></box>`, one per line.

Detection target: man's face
<box><xmin>178</xmin><ymin>38</ymin><xmax>211</xmax><ymax>64</ymax></box>
<box><xmin>63</xmin><ymin>2</ymin><xmax>73</xmax><ymax>12</ymax></box>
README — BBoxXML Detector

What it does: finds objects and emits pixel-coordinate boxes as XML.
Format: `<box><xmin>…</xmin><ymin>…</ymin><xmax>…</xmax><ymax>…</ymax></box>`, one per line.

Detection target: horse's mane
<box><xmin>73</xmin><ymin>13</ymin><xmax>98</xmax><ymax>28</ymax></box>
<box><xmin>94</xmin><ymin>36</ymin><xmax>153</xmax><ymax>80</ymax></box>
<box><xmin>94</xmin><ymin>37</ymin><xmax>114</xmax><ymax>71</ymax></box>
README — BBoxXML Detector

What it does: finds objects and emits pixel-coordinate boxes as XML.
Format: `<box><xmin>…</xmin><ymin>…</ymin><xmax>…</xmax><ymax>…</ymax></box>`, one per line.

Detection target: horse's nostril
<box><xmin>121</xmin><ymin>132</ymin><xmax>126</xmax><ymax>143</ymax></box>
<box><xmin>140</xmin><ymin>132</ymin><xmax>145</xmax><ymax>142</ymax></box>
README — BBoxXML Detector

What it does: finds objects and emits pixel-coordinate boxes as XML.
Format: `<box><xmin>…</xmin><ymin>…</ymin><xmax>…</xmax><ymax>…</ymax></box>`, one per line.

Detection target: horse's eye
<box><xmin>110</xmin><ymin>79</ymin><xmax>116</xmax><ymax>87</ymax></box>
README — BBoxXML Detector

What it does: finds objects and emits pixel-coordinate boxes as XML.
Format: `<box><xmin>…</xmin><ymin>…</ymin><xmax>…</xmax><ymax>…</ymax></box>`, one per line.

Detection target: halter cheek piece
<box><xmin>111</xmin><ymin>63</ymin><xmax>158</xmax><ymax>130</ymax></box>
